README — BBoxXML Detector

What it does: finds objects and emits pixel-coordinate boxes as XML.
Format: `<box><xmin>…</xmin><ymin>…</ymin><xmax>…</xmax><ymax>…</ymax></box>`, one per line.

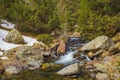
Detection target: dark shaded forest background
<box><xmin>0</xmin><ymin>0</ymin><xmax>120</xmax><ymax>40</ymax></box>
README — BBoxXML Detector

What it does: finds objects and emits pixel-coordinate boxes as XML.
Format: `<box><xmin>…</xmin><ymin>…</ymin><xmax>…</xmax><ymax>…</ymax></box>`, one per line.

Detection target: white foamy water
<box><xmin>80</xmin><ymin>53</ymin><xmax>91</xmax><ymax>61</ymax></box>
<box><xmin>55</xmin><ymin>51</ymin><xmax>78</xmax><ymax>64</ymax></box>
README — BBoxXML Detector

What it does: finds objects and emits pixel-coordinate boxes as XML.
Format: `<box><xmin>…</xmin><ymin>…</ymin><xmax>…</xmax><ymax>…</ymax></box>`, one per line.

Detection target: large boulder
<box><xmin>57</xmin><ymin>63</ymin><xmax>80</xmax><ymax>76</ymax></box>
<box><xmin>4</xmin><ymin>46</ymin><xmax>43</xmax><ymax>61</ymax></box>
<box><xmin>4</xmin><ymin>28</ymin><xmax>25</xmax><ymax>44</ymax></box>
<box><xmin>80</xmin><ymin>35</ymin><xmax>114</xmax><ymax>51</ymax></box>
<box><xmin>4</xmin><ymin>46</ymin><xmax>43</xmax><ymax>70</ymax></box>
<box><xmin>3</xmin><ymin>59</ymin><xmax>23</xmax><ymax>74</ymax></box>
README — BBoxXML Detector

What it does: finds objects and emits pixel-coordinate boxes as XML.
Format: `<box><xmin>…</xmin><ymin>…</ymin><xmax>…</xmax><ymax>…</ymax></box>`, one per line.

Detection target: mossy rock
<box><xmin>4</xmin><ymin>28</ymin><xmax>25</xmax><ymax>44</ymax></box>
<box><xmin>41</xmin><ymin>63</ymin><xmax>64</xmax><ymax>71</ymax></box>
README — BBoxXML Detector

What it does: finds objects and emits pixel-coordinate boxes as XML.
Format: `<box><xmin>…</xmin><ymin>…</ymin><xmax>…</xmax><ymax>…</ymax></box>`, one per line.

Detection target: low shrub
<box><xmin>36</xmin><ymin>34</ymin><xmax>54</xmax><ymax>45</ymax></box>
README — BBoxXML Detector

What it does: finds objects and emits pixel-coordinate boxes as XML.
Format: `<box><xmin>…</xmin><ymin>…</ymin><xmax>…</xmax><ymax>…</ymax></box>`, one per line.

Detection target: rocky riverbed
<box><xmin>0</xmin><ymin>21</ymin><xmax>120</xmax><ymax>80</ymax></box>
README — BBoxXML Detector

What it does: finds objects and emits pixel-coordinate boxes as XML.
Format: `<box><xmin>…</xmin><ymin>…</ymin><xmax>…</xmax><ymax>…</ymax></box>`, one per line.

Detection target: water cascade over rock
<box><xmin>55</xmin><ymin>37</ymin><xmax>89</xmax><ymax>65</ymax></box>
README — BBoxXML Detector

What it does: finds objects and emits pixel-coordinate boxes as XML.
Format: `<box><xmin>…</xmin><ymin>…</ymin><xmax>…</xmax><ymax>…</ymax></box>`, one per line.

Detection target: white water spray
<box><xmin>55</xmin><ymin>51</ymin><xmax>78</xmax><ymax>64</ymax></box>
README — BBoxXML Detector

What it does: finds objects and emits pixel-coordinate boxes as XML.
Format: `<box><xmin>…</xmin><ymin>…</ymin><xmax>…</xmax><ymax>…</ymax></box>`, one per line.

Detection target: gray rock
<box><xmin>4</xmin><ymin>46</ymin><xmax>43</xmax><ymax>62</ymax></box>
<box><xmin>5</xmin><ymin>65</ymin><xmax>22</xmax><ymax>74</ymax></box>
<box><xmin>80</xmin><ymin>35</ymin><xmax>114</xmax><ymax>51</ymax></box>
<box><xmin>57</xmin><ymin>63</ymin><xmax>79</xmax><ymax>76</ymax></box>
<box><xmin>28</xmin><ymin>60</ymin><xmax>41</xmax><ymax>70</ymax></box>
<box><xmin>4</xmin><ymin>28</ymin><xmax>25</xmax><ymax>44</ymax></box>
<box><xmin>3</xmin><ymin>59</ymin><xmax>24</xmax><ymax>74</ymax></box>
<box><xmin>4</xmin><ymin>46</ymin><xmax>44</xmax><ymax>71</ymax></box>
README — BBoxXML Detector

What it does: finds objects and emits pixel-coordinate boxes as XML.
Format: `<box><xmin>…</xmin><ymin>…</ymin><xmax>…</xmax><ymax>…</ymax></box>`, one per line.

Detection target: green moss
<box><xmin>0</xmin><ymin>0</ymin><xmax>120</xmax><ymax>40</ymax></box>
<box><xmin>36</xmin><ymin>34</ymin><xmax>54</xmax><ymax>45</ymax></box>
<box><xmin>0</xmin><ymin>68</ymin><xmax>92</xmax><ymax>80</ymax></box>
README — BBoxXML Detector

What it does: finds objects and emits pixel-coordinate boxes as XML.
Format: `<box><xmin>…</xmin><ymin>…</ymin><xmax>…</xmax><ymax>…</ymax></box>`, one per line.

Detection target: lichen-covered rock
<box><xmin>4</xmin><ymin>46</ymin><xmax>44</xmax><ymax>71</ymax></box>
<box><xmin>4</xmin><ymin>46</ymin><xmax>43</xmax><ymax>62</ymax></box>
<box><xmin>4</xmin><ymin>28</ymin><xmax>25</xmax><ymax>44</ymax></box>
<box><xmin>80</xmin><ymin>35</ymin><xmax>114</xmax><ymax>51</ymax></box>
<box><xmin>57</xmin><ymin>63</ymin><xmax>79</xmax><ymax>76</ymax></box>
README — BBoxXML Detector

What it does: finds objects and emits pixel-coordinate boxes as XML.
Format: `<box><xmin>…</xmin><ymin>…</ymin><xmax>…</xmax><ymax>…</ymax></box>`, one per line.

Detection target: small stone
<box><xmin>101</xmin><ymin>51</ymin><xmax>110</xmax><ymax>57</ymax></box>
<box><xmin>57</xmin><ymin>63</ymin><xmax>79</xmax><ymax>76</ymax></box>
<box><xmin>88</xmin><ymin>52</ymin><xmax>93</xmax><ymax>57</ymax></box>
<box><xmin>96</xmin><ymin>73</ymin><xmax>109</xmax><ymax>80</ymax></box>
<box><xmin>94</xmin><ymin>63</ymin><xmax>106</xmax><ymax>72</ymax></box>
<box><xmin>112</xmin><ymin>33</ymin><xmax>120</xmax><ymax>42</ymax></box>
<box><xmin>114</xmin><ymin>42</ymin><xmax>120</xmax><ymax>50</ymax></box>
<box><xmin>28</xmin><ymin>60</ymin><xmax>41</xmax><ymax>70</ymax></box>
<box><xmin>5</xmin><ymin>65</ymin><xmax>22</xmax><ymax>74</ymax></box>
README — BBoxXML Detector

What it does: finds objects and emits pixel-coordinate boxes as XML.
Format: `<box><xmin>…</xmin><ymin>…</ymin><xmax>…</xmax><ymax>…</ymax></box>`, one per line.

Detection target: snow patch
<box><xmin>0</xmin><ymin>20</ymin><xmax>15</xmax><ymax>29</ymax></box>
<box><xmin>0</xmin><ymin>29</ymin><xmax>43</xmax><ymax>50</ymax></box>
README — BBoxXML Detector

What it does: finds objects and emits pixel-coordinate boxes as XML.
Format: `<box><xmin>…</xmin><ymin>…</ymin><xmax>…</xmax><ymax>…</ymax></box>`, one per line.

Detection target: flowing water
<box><xmin>55</xmin><ymin>37</ymin><xmax>90</xmax><ymax>65</ymax></box>
<box><xmin>55</xmin><ymin>51</ymin><xmax>78</xmax><ymax>65</ymax></box>
<box><xmin>0</xmin><ymin>21</ymin><xmax>92</xmax><ymax>80</ymax></box>
<box><xmin>0</xmin><ymin>37</ymin><xmax>92</xmax><ymax>80</ymax></box>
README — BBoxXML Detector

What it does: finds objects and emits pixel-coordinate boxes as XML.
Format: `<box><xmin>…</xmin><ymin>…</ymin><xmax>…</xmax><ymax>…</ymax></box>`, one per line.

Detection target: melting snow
<box><xmin>0</xmin><ymin>20</ymin><xmax>43</xmax><ymax>59</ymax></box>
<box><xmin>0</xmin><ymin>29</ymin><xmax>43</xmax><ymax>51</ymax></box>
<box><xmin>0</xmin><ymin>20</ymin><xmax>15</xmax><ymax>29</ymax></box>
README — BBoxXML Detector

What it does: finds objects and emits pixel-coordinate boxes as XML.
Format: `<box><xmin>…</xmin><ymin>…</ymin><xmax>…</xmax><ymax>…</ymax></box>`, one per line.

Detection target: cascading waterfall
<box><xmin>55</xmin><ymin>51</ymin><xmax>78</xmax><ymax>64</ymax></box>
<box><xmin>55</xmin><ymin>37</ymin><xmax>90</xmax><ymax>65</ymax></box>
